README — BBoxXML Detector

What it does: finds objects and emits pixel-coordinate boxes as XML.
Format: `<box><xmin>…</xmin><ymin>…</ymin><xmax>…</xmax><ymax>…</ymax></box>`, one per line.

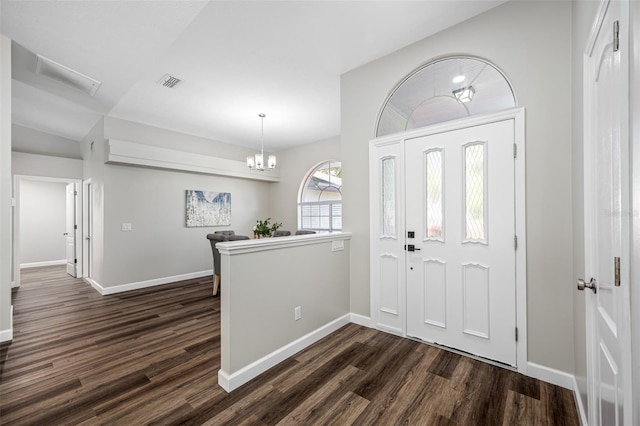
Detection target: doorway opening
<box><xmin>12</xmin><ymin>175</ymin><xmax>82</xmax><ymax>288</ymax></box>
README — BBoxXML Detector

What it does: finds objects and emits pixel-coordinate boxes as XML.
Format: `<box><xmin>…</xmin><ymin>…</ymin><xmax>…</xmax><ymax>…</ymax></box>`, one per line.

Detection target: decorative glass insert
<box><xmin>382</xmin><ymin>157</ymin><xmax>396</xmax><ymax>236</ymax></box>
<box><xmin>464</xmin><ymin>143</ymin><xmax>486</xmax><ymax>241</ymax></box>
<box><xmin>425</xmin><ymin>149</ymin><xmax>443</xmax><ymax>239</ymax></box>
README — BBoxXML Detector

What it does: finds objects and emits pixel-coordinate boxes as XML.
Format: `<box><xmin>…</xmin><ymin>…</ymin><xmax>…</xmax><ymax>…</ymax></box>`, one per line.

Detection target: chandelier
<box><xmin>247</xmin><ymin>113</ymin><xmax>276</xmax><ymax>170</ymax></box>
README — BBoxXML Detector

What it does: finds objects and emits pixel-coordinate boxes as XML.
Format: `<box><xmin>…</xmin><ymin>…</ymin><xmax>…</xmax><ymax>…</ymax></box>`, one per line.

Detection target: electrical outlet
<box><xmin>294</xmin><ymin>306</ymin><xmax>301</xmax><ymax>321</ymax></box>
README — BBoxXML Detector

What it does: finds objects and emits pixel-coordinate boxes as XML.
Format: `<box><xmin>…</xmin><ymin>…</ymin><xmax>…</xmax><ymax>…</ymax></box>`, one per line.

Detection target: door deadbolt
<box><xmin>577</xmin><ymin>278</ymin><xmax>597</xmax><ymax>294</ymax></box>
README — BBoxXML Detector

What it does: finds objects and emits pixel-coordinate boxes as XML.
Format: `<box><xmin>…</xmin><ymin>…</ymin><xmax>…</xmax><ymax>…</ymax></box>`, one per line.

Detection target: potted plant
<box><xmin>253</xmin><ymin>218</ymin><xmax>282</xmax><ymax>238</ymax></box>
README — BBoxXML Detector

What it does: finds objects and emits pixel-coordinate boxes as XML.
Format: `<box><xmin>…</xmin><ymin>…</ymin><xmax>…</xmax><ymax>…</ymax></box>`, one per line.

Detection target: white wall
<box><xmin>18</xmin><ymin>180</ymin><xmax>67</xmax><ymax>266</ymax></box>
<box><xmin>101</xmin><ymin>163</ymin><xmax>272</xmax><ymax>286</ymax></box>
<box><xmin>0</xmin><ymin>35</ymin><xmax>12</xmax><ymax>340</ymax></box>
<box><xmin>81</xmin><ymin>119</ymin><xmax>107</xmax><ymax>286</ymax></box>
<box><xmin>12</xmin><ymin>152</ymin><xmax>83</xmax><ymax>178</ymax></box>
<box><xmin>341</xmin><ymin>1</ymin><xmax>575</xmax><ymax>372</ymax></box>
<box><xmin>80</xmin><ymin>117</ymin><xmax>276</xmax><ymax>289</ymax></box>
<box><xmin>269</xmin><ymin>136</ymin><xmax>340</xmax><ymax>232</ymax></box>
<box><xmin>12</xmin><ymin>124</ymin><xmax>82</xmax><ymax>160</ymax></box>
<box><xmin>218</xmin><ymin>234</ymin><xmax>351</xmax><ymax>390</ymax></box>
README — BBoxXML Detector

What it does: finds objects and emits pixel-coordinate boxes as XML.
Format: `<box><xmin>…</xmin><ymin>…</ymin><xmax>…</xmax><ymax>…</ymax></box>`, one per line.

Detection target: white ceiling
<box><xmin>1</xmin><ymin>0</ymin><xmax>507</xmax><ymax>152</ymax></box>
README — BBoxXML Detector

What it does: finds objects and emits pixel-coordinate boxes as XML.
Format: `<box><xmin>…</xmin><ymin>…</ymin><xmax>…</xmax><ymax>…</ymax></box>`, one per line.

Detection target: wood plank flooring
<box><xmin>0</xmin><ymin>266</ymin><xmax>579</xmax><ymax>425</ymax></box>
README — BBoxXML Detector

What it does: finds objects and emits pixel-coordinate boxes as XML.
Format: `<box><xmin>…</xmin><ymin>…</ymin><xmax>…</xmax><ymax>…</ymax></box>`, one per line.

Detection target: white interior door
<box><xmin>65</xmin><ymin>182</ymin><xmax>77</xmax><ymax>277</ymax></box>
<box><xmin>583</xmin><ymin>1</ymin><xmax>632</xmax><ymax>424</ymax></box>
<box><xmin>405</xmin><ymin>119</ymin><xmax>517</xmax><ymax>366</ymax></box>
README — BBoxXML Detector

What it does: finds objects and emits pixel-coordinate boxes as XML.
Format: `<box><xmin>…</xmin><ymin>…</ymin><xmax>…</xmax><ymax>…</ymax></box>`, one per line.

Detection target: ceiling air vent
<box><xmin>158</xmin><ymin>74</ymin><xmax>182</xmax><ymax>88</ymax></box>
<box><xmin>35</xmin><ymin>54</ymin><xmax>101</xmax><ymax>96</ymax></box>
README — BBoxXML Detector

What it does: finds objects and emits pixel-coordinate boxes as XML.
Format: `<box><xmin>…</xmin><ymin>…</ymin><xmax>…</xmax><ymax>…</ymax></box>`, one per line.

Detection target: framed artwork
<box><xmin>185</xmin><ymin>190</ymin><xmax>231</xmax><ymax>227</ymax></box>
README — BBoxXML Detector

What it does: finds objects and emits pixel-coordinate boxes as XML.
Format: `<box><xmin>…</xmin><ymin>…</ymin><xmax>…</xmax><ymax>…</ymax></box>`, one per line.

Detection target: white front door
<box><xmin>405</xmin><ymin>119</ymin><xmax>517</xmax><ymax>366</ymax></box>
<box><xmin>65</xmin><ymin>182</ymin><xmax>77</xmax><ymax>277</ymax></box>
<box><xmin>583</xmin><ymin>1</ymin><xmax>632</xmax><ymax>424</ymax></box>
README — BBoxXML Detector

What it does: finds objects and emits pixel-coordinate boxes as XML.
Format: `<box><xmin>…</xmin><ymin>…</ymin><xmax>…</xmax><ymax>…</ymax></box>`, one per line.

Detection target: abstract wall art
<box><xmin>185</xmin><ymin>190</ymin><xmax>231</xmax><ymax>227</ymax></box>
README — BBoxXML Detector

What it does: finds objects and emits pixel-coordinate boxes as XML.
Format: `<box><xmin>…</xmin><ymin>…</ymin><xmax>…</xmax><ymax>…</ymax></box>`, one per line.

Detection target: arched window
<box><xmin>377</xmin><ymin>56</ymin><xmax>516</xmax><ymax>137</ymax></box>
<box><xmin>298</xmin><ymin>160</ymin><xmax>342</xmax><ymax>232</ymax></box>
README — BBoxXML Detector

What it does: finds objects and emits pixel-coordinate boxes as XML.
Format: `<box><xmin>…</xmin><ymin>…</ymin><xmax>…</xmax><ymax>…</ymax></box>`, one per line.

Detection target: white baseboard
<box><xmin>20</xmin><ymin>259</ymin><xmax>66</xmax><ymax>269</ymax></box>
<box><xmin>0</xmin><ymin>306</ymin><xmax>13</xmax><ymax>342</ymax></box>
<box><xmin>350</xmin><ymin>313</ymin><xmax>373</xmax><ymax>328</ymax></box>
<box><xmin>84</xmin><ymin>277</ymin><xmax>104</xmax><ymax>294</ymax></box>
<box><xmin>218</xmin><ymin>313</ymin><xmax>351</xmax><ymax>392</ymax></box>
<box><xmin>85</xmin><ymin>270</ymin><xmax>213</xmax><ymax>296</ymax></box>
<box><xmin>571</xmin><ymin>375</ymin><xmax>589</xmax><ymax>426</ymax></box>
<box><xmin>527</xmin><ymin>361</ymin><xmax>574</xmax><ymax>390</ymax></box>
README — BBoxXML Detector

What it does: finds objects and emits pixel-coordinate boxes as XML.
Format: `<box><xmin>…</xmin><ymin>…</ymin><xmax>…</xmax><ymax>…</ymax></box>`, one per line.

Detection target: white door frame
<box><xmin>630</xmin><ymin>3</ymin><xmax>640</xmax><ymax>423</ymax></box>
<box><xmin>583</xmin><ymin>0</ymin><xmax>633</xmax><ymax>424</ymax></box>
<box><xmin>12</xmin><ymin>175</ymin><xmax>83</xmax><ymax>287</ymax></box>
<box><xmin>82</xmin><ymin>178</ymin><xmax>93</xmax><ymax>280</ymax></box>
<box><xmin>369</xmin><ymin>108</ymin><xmax>527</xmax><ymax>373</ymax></box>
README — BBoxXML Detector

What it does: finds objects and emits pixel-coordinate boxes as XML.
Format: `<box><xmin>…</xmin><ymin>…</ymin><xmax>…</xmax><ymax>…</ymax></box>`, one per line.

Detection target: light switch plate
<box><xmin>121</xmin><ymin>223</ymin><xmax>132</xmax><ymax>232</ymax></box>
<box><xmin>331</xmin><ymin>240</ymin><xmax>344</xmax><ymax>252</ymax></box>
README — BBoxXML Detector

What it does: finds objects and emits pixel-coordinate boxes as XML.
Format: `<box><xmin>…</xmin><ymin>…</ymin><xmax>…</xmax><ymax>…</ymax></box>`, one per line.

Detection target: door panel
<box><xmin>423</xmin><ymin>259</ymin><xmax>446</xmax><ymax>328</ymax></box>
<box><xmin>406</xmin><ymin>119</ymin><xmax>516</xmax><ymax>366</ymax></box>
<box><xmin>584</xmin><ymin>1</ymin><xmax>631</xmax><ymax>424</ymax></box>
<box><xmin>379</xmin><ymin>254</ymin><xmax>400</xmax><ymax>315</ymax></box>
<box><xmin>462</xmin><ymin>263</ymin><xmax>490</xmax><ymax>339</ymax></box>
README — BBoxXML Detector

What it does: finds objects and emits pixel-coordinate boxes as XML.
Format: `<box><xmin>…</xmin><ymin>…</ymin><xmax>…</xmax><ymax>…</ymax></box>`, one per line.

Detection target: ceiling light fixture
<box><xmin>452</xmin><ymin>75</ymin><xmax>466</xmax><ymax>83</ymax></box>
<box><xmin>247</xmin><ymin>113</ymin><xmax>276</xmax><ymax>171</ymax></box>
<box><xmin>453</xmin><ymin>86</ymin><xmax>475</xmax><ymax>103</ymax></box>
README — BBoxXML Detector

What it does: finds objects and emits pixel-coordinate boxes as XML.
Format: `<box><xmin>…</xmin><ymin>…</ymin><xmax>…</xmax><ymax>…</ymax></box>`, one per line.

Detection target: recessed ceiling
<box><xmin>1</xmin><ymin>0</ymin><xmax>508</xmax><ymax>152</ymax></box>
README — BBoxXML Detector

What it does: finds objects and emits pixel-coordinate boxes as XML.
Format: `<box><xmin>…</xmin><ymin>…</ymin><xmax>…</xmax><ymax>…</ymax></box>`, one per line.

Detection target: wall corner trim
<box><xmin>526</xmin><ymin>361</ymin><xmax>575</xmax><ymax>390</ymax></box>
<box><xmin>106</xmin><ymin>138</ymin><xmax>280</xmax><ymax>182</ymax></box>
<box><xmin>0</xmin><ymin>306</ymin><xmax>13</xmax><ymax>342</ymax></box>
<box><xmin>571</xmin><ymin>375</ymin><xmax>589</xmax><ymax>426</ymax></box>
<box><xmin>350</xmin><ymin>313</ymin><xmax>373</xmax><ymax>328</ymax></box>
<box><xmin>218</xmin><ymin>313</ymin><xmax>351</xmax><ymax>392</ymax></box>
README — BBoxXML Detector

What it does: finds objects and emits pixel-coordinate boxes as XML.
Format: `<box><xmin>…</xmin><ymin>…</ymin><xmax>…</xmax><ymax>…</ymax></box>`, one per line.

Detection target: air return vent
<box><xmin>158</xmin><ymin>74</ymin><xmax>182</xmax><ymax>88</ymax></box>
<box><xmin>35</xmin><ymin>54</ymin><xmax>101</xmax><ymax>96</ymax></box>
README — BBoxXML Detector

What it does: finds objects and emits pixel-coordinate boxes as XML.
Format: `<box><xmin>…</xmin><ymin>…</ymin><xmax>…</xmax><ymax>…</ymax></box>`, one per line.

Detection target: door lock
<box><xmin>577</xmin><ymin>277</ymin><xmax>597</xmax><ymax>294</ymax></box>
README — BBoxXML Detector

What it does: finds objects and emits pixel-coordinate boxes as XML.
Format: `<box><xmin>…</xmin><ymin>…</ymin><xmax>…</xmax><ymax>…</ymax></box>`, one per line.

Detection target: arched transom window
<box><xmin>298</xmin><ymin>160</ymin><xmax>342</xmax><ymax>232</ymax></box>
<box><xmin>377</xmin><ymin>56</ymin><xmax>516</xmax><ymax>137</ymax></box>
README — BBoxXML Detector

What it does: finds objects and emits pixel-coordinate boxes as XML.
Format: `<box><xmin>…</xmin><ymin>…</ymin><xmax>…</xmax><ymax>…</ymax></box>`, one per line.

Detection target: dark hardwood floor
<box><xmin>0</xmin><ymin>266</ymin><xmax>579</xmax><ymax>425</ymax></box>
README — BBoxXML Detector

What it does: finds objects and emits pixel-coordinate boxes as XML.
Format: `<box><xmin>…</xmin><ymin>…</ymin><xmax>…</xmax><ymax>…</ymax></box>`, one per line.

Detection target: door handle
<box><xmin>85</xmin><ymin>236</ymin><xmax>91</xmax><ymax>241</ymax></box>
<box><xmin>577</xmin><ymin>277</ymin><xmax>597</xmax><ymax>294</ymax></box>
<box><xmin>405</xmin><ymin>244</ymin><xmax>421</xmax><ymax>252</ymax></box>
